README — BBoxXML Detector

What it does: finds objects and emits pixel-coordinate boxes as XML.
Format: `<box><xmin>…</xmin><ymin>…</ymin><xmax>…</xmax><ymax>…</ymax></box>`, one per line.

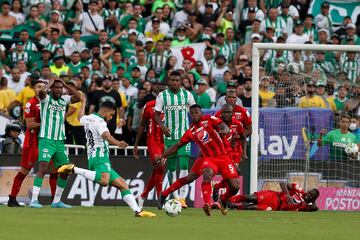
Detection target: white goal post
<box><xmin>250</xmin><ymin>43</ymin><xmax>360</xmax><ymax>194</ymax></box>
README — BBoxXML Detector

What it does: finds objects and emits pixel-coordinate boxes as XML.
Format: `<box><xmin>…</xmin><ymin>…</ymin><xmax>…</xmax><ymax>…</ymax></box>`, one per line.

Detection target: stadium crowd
<box><xmin>0</xmin><ymin>0</ymin><xmax>360</xmax><ymax>153</ymax></box>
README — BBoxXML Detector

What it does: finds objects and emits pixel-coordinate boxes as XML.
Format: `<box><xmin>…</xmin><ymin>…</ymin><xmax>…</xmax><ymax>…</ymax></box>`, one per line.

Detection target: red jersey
<box><xmin>143</xmin><ymin>100</ymin><xmax>164</xmax><ymax>144</ymax></box>
<box><xmin>224</xmin><ymin>116</ymin><xmax>245</xmax><ymax>154</ymax></box>
<box><xmin>215</xmin><ymin>105</ymin><xmax>252</xmax><ymax>127</ymax></box>
<box><xmin>180</xmin><ymin>115</ymin><xmax>227</xmax><ymax>158</ymax></box>
<box><xmin>279</xmin><ymin>184</ymin><xmax>307</xmax><ymax>211</ymax></box>
<box><xmin>23</xmin><ymin>96</ymin><xmax>40</xmax><ymax>147</ymax></box>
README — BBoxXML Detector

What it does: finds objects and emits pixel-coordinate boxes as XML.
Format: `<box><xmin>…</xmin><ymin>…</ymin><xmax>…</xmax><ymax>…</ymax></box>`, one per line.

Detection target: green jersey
<box><xmin>39</xmin><ymin>94</ymin><xmax>72</xmax><ymax>140</ymax></box>
<box><xmin>155</xmin><ymin>88</ymin><xmax>196</xmax><ymax>140</ymax></box>
<box><xmin>323</xmin><ymin>129</ymin><xmax>359</xmax><ymax>161</ymax></box>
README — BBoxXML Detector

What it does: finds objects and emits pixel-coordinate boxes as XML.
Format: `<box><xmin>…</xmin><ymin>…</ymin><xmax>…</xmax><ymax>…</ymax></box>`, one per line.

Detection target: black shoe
<box><xmin>212</xmin><ymin>185</ymin><xmax>219</xmax><ymax>202</ymax></box>
<box><xmin>7</xmin><ymin>195</ymin><xmax>21</xmax><ymax>207</ymax></box>
<box><xmin>157</xmin><ymin>193</ymin><xmax>166</xmax><ymax>210</ymax></box>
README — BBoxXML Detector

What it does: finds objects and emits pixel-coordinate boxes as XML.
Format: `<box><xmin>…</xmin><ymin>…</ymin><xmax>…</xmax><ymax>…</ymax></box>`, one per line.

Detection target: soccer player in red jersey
<box><xmin>133</xmin><ymin>83</ymin><xmax>167</xmax><ymax>208</ymax></box>
<box><xmin>157</xmin><ymin>104</ymin><xmax>240</xmax><ymax>216</ymax></box>
<box><xmin>230</xmin><ymin>182</ymin><xmax>319</xmax><ymax>211</ymax></box>
<box><xmin>215</xmin><ymin>90</ymin><xmax>252</xmax><ymax>137</ymax></box>
<box><xmin>212</xmin><ymin>104</ymin><xmax>247</xmax><ymax>204</ymax></box>
<box><xmin>7</xmin><ymin>79</ymin><xmax>58</xmax><ymax>207</ymax></box>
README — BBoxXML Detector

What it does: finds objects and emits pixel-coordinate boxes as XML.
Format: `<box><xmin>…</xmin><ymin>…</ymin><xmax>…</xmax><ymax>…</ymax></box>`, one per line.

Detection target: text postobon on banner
<box><xmin>317</xmin><ymin>187</ymin><xmax>360</xmax><ymax>211</ymax></box>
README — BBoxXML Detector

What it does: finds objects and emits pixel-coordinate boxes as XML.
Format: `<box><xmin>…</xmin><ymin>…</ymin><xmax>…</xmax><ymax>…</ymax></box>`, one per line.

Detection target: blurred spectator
<box><xmin>0</xmin><ymin>2</ymin><xmax>17</xmax><ymax>30</ymax></box>
<box><xmin>315</xmin><ymin>1</ymin><xmax>332</xmax><ymax>32</ymax></box>
<box><xmin>196</xmin><ymin>79</ymin><xmax>212</xmax><ymax>109</ymax></box>
<box><xmin>0</xmin><ymin>77</ymin><xmax>16</xmax><ymax>113</ymax></box>
<box><xmin>216</xmin><ymin>82</ymin><xmax>243</xmax><ymax>109</ymax></box>
<box><xmin>271</xmin><ymin>82</ymin><xmax>295</xmax><ymax>108</ymax></box>
<box><xmin>78</xmin><ymin>0</ymin><xmax>104</xmax><ymax>36</ymax></box>
<box><xmin>259</xmin><ymin>76</ymin><xmax>275</xmax><ymax>107</ymax></box>
<box><xmin>127</xmin><ymin>88</ymin><xmax>147</xmax><ymax>144</ymax></box>
<box><xmin>299</xmin><ymin>81</ymin><xmax>327</xmax><ymax>108</ymax></box>
<box><xmin>1</xmin><ymin>120</ymin><xmax>22</xmax><ymax>154</ymax></box>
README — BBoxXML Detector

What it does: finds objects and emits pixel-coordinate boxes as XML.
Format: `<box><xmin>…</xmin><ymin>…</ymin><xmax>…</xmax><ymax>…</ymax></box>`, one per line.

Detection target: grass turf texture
<box><xmin>0</xmin><ymin>207</ymin><xmax>359</xmax><ymax>240</ymax></box>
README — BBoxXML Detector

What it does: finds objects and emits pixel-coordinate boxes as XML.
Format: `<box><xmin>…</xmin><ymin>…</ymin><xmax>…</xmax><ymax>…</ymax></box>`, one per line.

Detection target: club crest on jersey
<box><xmin>197</xmin><ymin>130</ymin><xmax>210</xmax><ymax>143</ymax></box>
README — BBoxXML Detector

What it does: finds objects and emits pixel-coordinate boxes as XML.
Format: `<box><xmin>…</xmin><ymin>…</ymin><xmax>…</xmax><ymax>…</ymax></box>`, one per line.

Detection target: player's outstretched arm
<box><xmin>77</xmin><ymin>95</ymin><xmax>87</xmax><ymax>121</ymax></box>
<box><xmin>299</xmin><ymin>203</ymin><xmax>319</xmax><ymax>212</ymax></box>
<box><xmin>159</xmin><ymin>141</ymin><xmax>185</xmax><ymax>162</ymax></box>
<box><xmin>154</xmin><ymin>110</ymin><xmax>171</xmax><ymax>137</ymax></box>
<box><xmin>101</xmin><ymin>131</ymin><xmax>128</xmax><ymax>149</ymax></box>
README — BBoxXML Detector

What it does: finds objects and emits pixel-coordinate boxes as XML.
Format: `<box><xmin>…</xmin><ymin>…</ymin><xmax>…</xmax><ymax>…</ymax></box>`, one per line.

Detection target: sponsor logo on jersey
<box><xmin>49</xmin><ymin>105</ymin><xmax>66</xmax><ymax>111</ymax></box>
<box><xmin>197</xmin><ymin>130</ymin><xmax>209</xmax><ymax>143</ymax></box>
<box><xmin>164</xmin><ymin>105</ymin><xmax>187</xmax><ymax>111</ymax></box>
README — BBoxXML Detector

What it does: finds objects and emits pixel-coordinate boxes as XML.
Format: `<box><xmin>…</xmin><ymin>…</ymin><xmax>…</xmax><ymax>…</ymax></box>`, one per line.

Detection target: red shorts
<box><xmin>147</xmin><ymin>141</ymin><xmax>164</xmax><ymax>162</ymax></box>
<box><xmin>190</xmin><ymin>157</ymin><xmax>218</xmax><ymax>176</ymax></box>
<box><xmin>20</xmin><ymin>146</ymin><xmax>39</xmax><ymax>169</ymax></box>
<box><xmin>203</xmin><ymin>155</ymin><xmax>239</xmax><ymax>180</ymax></box>
<box><xmin>255</xmin><ymin>190</ymin><xmax>280</xmax><ymax>211</ymax></box>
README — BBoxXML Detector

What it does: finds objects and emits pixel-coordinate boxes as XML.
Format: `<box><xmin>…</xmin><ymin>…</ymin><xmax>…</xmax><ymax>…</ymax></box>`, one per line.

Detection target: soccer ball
<box><xmin>164</xmin><ymin>199</ymin><xmax>182</xmax><ymax>217</ymax></box>
<box><xmin>344</xmin><ymin>143</ymin><xmax>359</xmax><ymax>155</ymax></box>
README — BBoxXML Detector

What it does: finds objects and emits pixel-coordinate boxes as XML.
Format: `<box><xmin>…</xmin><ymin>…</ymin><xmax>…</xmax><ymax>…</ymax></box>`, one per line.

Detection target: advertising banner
<box><xmin>317</xmin><ymin>187</ymin><xmax>360</xmax><ymax>211</ymax></box>
<box><xmin>308</xmin><ymin>0</ymin><xmax>360</xmax><ymax>25</ymax></box>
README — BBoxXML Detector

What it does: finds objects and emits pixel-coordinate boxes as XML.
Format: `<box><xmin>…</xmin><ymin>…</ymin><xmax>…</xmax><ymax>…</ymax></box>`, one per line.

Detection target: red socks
<box><xmin>141</xmin><ymin>166</ymin><xmax>164</xmax><ymax>199</ymax></box>
<box><xmin>231</xmin><ymin>194</ymin><xmax>247</xmax><ymax>203</ymax></box>
<box><xmin>201</xmin><ymin>182</ymin><xmax>212</xmax><ymax>205</ymax></box>
<box><xmin>10</xmin><ymin>172</ymin><xmax>26</xmax><ymax>198</ymax></box>
<box><xmin>49</xmin><ymin>173</ymin><xmax>58</xmax><ymax>199</ymax></box>
<box><xmin>162</xmin><ymin>177</ymin><xmax>189</xmax><ymax>198</ymax></box>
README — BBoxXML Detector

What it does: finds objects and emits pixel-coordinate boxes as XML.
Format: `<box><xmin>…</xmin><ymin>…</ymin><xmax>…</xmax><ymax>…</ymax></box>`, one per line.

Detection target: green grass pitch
<box><xmin>0</xmin><ymin>206</ymin><xmax>360</xmax><ymax>240</ymax></box>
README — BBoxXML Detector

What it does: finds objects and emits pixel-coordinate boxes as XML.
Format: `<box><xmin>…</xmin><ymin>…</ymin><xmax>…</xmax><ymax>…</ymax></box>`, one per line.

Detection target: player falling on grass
<box><xmin>157</xmin><ymin>104</ymin><xmax>240</xmax><ymax>216</ymax></box>
<box><xmin>133</xmin><ymin>83</ymin><xmax>168</xmax><ymax>208</ymax></box>
<box><xmin>8</xmin><ymin>79</ymin><xmax>59</xmax><ymax>207</ymax></box>
<box><xmin>58</xmin><ymin>98</ymin><xmax>156</xmax><ymax>217</ymax></box>
<box><xmin>231</xmin><ymin>182</ymin><xmax>319</xmax><ymax>211</ymax></box>
<box><xmin>29</xmin><ymin>78</ymin><xmax>82</xmax><ymax>208</ymax></box>
<box><xmin>154</xmin><ymin>71</ymin><xmax>196</xmax><ymax>208</ymax></box>
<box><xmin>212</xmin><ymin>104</ymin><xmax>247</xmax><ymax>205</ymax></box>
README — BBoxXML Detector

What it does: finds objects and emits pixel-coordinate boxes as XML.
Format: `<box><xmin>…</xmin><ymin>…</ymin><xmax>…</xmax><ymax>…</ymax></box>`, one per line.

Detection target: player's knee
<box><xmin>98</xmin><ymin>179</ymin><xmax>109</xmax><ymax>187</ymax></box>
<box><xmin>20</xmin><ymin>167</ymin><xmax>30</xmax><ymax>175</ymax></box>
<box><xmin>229</xmin><ymin>180</ymin><xmax>240</xmax><ymax>194</ymax></box>
<box><xmin>202</xmin><ymin>168</ymin><xmax>214</xmax><ymax>182</ymax></box>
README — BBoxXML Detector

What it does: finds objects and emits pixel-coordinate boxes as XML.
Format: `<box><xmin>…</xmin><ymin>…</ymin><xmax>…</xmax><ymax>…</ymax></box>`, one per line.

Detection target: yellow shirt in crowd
<box><xmin>0</xmin><ymin>88</ymin><xmax>16</xmax><ymax>112</ymax></box>
<box><xmin>259</xmin><ymin>89</ymin><xmax>275</xmax><ymax>107</ymax></box>
<box><xmin>16</xmin><ymin>86</ymin><xmax>35</xmax><ymax>107</ymax></box>
<box><xmin>298</xmin><ymin>95</ymin><xmax>327</xmax><ymax>108</ymax></box>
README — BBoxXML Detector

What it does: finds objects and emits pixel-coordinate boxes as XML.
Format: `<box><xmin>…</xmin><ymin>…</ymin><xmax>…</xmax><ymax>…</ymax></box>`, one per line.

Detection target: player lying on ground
<box><xmin>157</xmin><ymin>104</ymin><xmax>240</xmax><ymax>216</ymax></box>
<box><xmin>8</xmin><ymin>79</ymin><xmax>59</xmax><ymax>207</ymax></box>
<box><xmin>231</xmin><ymin>182</ymin><xmax>319</xmax><ymax>211</ymax></box>
<box><xmin>212</xmin><ymin>104</ymin><xmax>247</xmax><ymax>204</ymax></box>
<box><xmin>30</xmin><ymin>78</ymin><xmax>82</xmax><ymax>208</ymax></box>
<box><xmin>133</xmin><ymin>82</ymin><xmax>167</xmax><ymax>208</ymax></box>
<box><xmin>58</xmin><ymin>98</ymin><xmax>156</xmax><ymax>217</ymax></box>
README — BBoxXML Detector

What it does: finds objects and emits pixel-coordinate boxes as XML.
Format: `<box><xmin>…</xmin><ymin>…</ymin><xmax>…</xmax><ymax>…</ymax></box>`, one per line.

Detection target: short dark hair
<box><xmin>52</xmin><ymin>79</ymin><xmax>63</xmax><ymax>86</ymax></box>
<box><xmin>51</xmin><ymin>28</ymin><xmax>60</xmax><ymax>34</ymax></box>
<box><xmin>2</xmin><ymin>1</ymin><xmax>10</xmax><ymax>7</ymax></box>
<box><xmin>190</xmin><ymin>104</ymin><xmax>201</xmax><ymax>110</ymax></box>
<box><xmin>170</xmin><ymin>70</ymin><xmax>181</xmax><ymax>78</ymax></box>
<box><xmin>100</xmin><ymin>101</ymin><xmax>116</xmax><ymax>111</ymax></box>
<box><xmin>340</xmin><ymin>113</ymin><xmax>352</xmax><ymax>121</ymax></box>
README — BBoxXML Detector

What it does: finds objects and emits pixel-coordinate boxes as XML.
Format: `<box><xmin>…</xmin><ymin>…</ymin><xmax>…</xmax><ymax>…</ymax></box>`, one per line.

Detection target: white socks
<box><xmin>31</xmin><ymin>186</ymin><xmax>41</xmax><ymax>202</ymax></box>
<box><xmin>74</xmin><ymin>167</ymin><xmax>96</xmax><ymax>181</ymax></box>
<box><xmin>52</xmin><ymin>186</ymin><xmax>64</xmax><ymax>204</ymax></box>
<box><xmin>123</xmin><ymin>193</ymin><xmax>141</xmax><ymax>213</ymax></box>
<box><xmin>179</xmin><ymin>170</ymin><xmax>189</xmax><ymax>199</ymax></box>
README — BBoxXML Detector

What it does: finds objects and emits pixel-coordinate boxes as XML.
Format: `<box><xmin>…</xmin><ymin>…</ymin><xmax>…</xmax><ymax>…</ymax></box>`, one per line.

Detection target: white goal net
<box><xmin>251</xmin><ymin>43</ymin><xmax>360</xmax><ymax>197</ymax></box>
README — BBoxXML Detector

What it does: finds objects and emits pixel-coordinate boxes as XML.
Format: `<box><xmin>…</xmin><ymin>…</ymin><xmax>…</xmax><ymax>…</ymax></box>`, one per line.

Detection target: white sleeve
<box><xmin>257</xmin><ymin>10</ymin><xmax>265</xmax><ymax>22</ymax></box>
<box><xmin>98</xmin><ymin>17</ymin><xmax>105</xmax><ymax>31</ymax></box>
<box><xmin>154</xmin><ymin>93</ymin><xmax>164</xmax><ymax>112</ymax></box>
<box><xmin>79</xmin><ymin>115</ymin><xmax>87</xmax><ymax>126</ymax></box>
<box><xmin>97</xmin><ymin>120</ymin><xmax>109</xmax><ymax>136</ymax></box>
<box><xmin>79</xmin><ymin>13</ymin><xmax>84</xmax><ymax>23</ymax></box>
<box><xmin>188</xmin><ymin>91</ymin><xmax>196</xmax><ymax>106</ymax></box>
<box><xmin>260</xmin><ymin>20</ymin><xmax>266</xmax><ymax>33</ymax></box>
<box><xmin>62</xmin><ymin>95</ymin><xmax>72</xmax><ymax>105</ymax></box>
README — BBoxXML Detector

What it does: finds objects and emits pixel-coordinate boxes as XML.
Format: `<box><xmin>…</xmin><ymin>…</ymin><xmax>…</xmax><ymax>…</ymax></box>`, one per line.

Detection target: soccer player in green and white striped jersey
<box><xmin>58</xmin><ymin>99</ymin><xmax>156</xmax><ymax>217</ymax></box>
<box><xmin>29</xmin><ymin>78</ymin><xmax>82</xmax><ymax>208</ymax></box>
<box><xmin>154</xmin><ymin>71</ymin><xmax>195</xmax><ymax>207</ymax></box>
<box><xmin>342</xmin><ymin>52</ymin><xmax>360</xmax><ymax>83</ymax></box>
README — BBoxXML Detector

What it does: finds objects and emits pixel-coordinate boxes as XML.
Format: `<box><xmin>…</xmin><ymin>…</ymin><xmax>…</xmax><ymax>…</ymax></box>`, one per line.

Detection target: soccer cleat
<box><xmin>218</xmin><ymin>200</ymin><xmax>228</xmax><ymax>216</ymax></box>
<box><xmin>157</xmin><ymin>193</ymin><xmax>166</xmax><ymax>210</ymax></box>
<box><xmin>29</xmin><ymin>200</ymin><xmax>43</xmax><ymax>208</ymax></box>
<box><xmin>7</xmin><ymin>196</ymin><xmax>22</xmax><ymax>207</ymax></box>
<box><xmin>51</xmin><ymin>201</ymin><xmax>72</xmax><ymax>208</ymax></box>
<box><xmin>212</xmin><ymin>185</ymin><xmax>219</xmax><ymax>202</ymax></box>
<box><xmin>178</xmin><ymin>198</ymin><xmax>188</xmax><ymax>208</ymax></box>
<box><xmin>135</xmin><ymin>210</ymin><xmax>156</xmax><ymax>218</ymax></box>
<box><xmin>211</xmin><ymin>202</ymin><xmax>221</xmax><ymax>209</ymax></box>
<box><xmin>57</xmin><ymin>164</ymin><xmax>75</xmax><ymax>174</ymax></box>
<box><xmin>137</xmin><ymin>196</ymin><xmax>145</xmax><ymax>209</ymax></box>
<box><xmin>202</xmin><ymin>203</ymin><xmax>211</xmax><ymax>216</ymax></box>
